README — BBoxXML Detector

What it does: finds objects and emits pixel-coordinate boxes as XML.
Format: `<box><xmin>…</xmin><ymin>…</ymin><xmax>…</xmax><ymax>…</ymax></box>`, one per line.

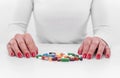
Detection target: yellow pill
<box><xmin>56</xmin><ymin>54</ymin><xmax>62</xmax><ymax>58</ymax></box>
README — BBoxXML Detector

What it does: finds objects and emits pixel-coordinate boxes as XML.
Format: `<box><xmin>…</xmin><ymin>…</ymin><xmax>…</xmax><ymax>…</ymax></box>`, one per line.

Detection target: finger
<box><xmin>24</xmin><ymin>33</ymin><xmax>37</xmax><ymax>57</ymax></box>
<box><xmin>82</xmin><ymin>37</ymin><xmax>92</xmax><ymax>58</ymax></box>
<box><xmin>36</xmin><ymin>46</ymin><xmax>39</xmax><ymax>55</ymax></box>
<box><xmin>105</xmin><ymin>46</ymin><xmax>111</xmax><ymax>58</ymax></box>
<box><xmin>96</xmin><ymin>40</ymin><xmax>106</xmax><ymax>60</ymax></box>
<box><xmin>7</xmin><ymin>44</ymin><xmax>15</xmax><ymax>57</ymax></box>
<box><xmin>87</xmin><ymin>37</ymin><xmax>100</xmax><ymax>59</ymax></box>
<box><xmin>9</xmin><ymin>39</ymin><xmax>23</xmax><ymax>58</ymax></box>
<box><xmin>78</xmin><ymin>43</ymin><xmax>83</xmax><ymax>55</ymax></box>
<box><xmin>15</xmin><ymin>34</ymin><xmax>30</xmax><ymax>58</ymax></box>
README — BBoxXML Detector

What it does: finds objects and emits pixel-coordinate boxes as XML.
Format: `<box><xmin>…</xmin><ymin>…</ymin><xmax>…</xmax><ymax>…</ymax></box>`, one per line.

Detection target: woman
<box><xmin>7</xmin><ymin>0</ymin><xmax>111</xmax><ymax>59</ymax></box>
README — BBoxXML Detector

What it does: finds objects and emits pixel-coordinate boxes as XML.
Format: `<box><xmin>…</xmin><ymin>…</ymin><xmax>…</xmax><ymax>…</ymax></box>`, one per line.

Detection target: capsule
<box><xmin>60</xmin><ymin>58</ymin><xmax>70</xmax><ymax>62</ymax></box>
<box><xmin>52</xmin><ymin>57</ymin><xmax>57</xmax><ymax>61</ymax></box>
<box><xmin>43</xmin><ymin>53</ymin><xmax>49</xmax><ymax>57</ymax></box>
<box><xmin>49</xmin><ymin>54</ymin><xmax>56</xmax><ymax>57</ymax></box>
<box><xmin>57</xmin><ymin>57</ymin><xmax>61</xmax><ymax>62</ymax></box>
<box><xmin>75</xmin><ymin>55</ymin><xmax>79</xmax><ymax>57</ymax></box>
<box><xmin>74</xmin><ymin>57</ymin><xmax>79</xmax><ymax>61</ymax></box>
<box><xmin>56</xmin><ymin>53</ymin><xmax>62</xmax><ymax>58</ymax></box>
<box><xmin>63</xmin><ymin>55</ymin><xmax>69</xmax><ymax>58</ymax></box>
<box><xmin>69</xmin><ymin>57</ymin><xmax>75</xmax><ymax>61</ymax></box>
<box><xmin>68</xmin><ymin>53</ymin><xmax>75</xmax><ymax>56</ymax></box>
<box><xmin>49</xmin><ymin>52</ymin><xmax>56</xmax><ymax>54</ymax></box>
<box><xmin>60</xmin><ymin>53</ymin><xmax>65</xmax><ymax>56</ymax></box>
<box><xmin>79</xmin><ymin>57</ymin><xmax>83</xmax><ymax>61</ymax></box>
<box><xmin>48</xmin><ymin>57</ymin><xmax>53</xmax><ymax>62</ymax></box>
<box><xmin>42</xmin><ymin>56</ymin><xmax>49</xmax><ymax>60</ymax></box>
<box><xmin>36</xmin><ymin>55</ymin><xmax>42</xmax><ymax>58</ymax></box>
<box><xmin>42</xmin><ymin>56</ymin><xmax>45</xmax><ymax>60</ymax></box>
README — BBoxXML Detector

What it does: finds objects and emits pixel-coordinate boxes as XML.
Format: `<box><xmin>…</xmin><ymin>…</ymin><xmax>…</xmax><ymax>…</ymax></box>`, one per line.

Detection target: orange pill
<box><xmin>48</xmin><ymin>57</ymin><xmax>53</xmax><ymax>62</ymax></box>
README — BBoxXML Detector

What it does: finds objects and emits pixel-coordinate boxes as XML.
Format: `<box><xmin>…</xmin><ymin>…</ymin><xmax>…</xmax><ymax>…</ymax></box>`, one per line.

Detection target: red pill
<box><xmin>52</xmin><ymin>57</ymin><xmax>57</xmax><ymax>61</ymax></box>
<box><xmin>74</xmin><ymin>57</ymin><xmax>79</xmax><ymax>61</ymax></box>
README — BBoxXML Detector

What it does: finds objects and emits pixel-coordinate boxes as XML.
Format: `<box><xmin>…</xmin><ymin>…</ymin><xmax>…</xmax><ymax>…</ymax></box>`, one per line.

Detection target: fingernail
<box><xmin>17</xmin><ymin>52</ymin><xmax>23</xmax><ymax>58</ymax></box>
<box><xmin>10</xmin><ymin>52</ymin><xmax>14</xmax><ymax>56</ymax></box>
<box><xmin>25</xmin><ymin>53</ymin><xmax>30</xmax><ymax>58</ymax></box>
<box><xmin>87</xmin><ymin>54</ymin><xmax>92</xmax><ymax>59</ymax></box>
<box><xmin>31</xmin><ymin>52</ymin><xmax>36</xmax><ymax>57</ymax></box>
<box><xmin>96</xmin><ymin>54</ymin><xmax>101</xmax><ymax>59</ymax></box>
<box><xmin>106</xmin><ymin>54</ymin><xmax>110</xmax><ymax>58</ymax></box>
<box><xmin>82</xmin><ymin>53</ymin><xmax>87</xmax><ymax>58</ymax></box>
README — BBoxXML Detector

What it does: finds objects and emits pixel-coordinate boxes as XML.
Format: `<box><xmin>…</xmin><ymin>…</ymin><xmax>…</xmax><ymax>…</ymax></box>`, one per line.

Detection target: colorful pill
<box><xmin>57</xmin><ymin>57</ymin><xmax>61</xmax><ymax>62</ymax></box>
<box><xmin>74</xmin><ymin>57</ymin><xmax>79</xmax><ymax>61</ymax></box>
<box><xmin>63</xmin><ymin>55</ymin><xmax>69</xmax><ymax>58</ymax></box>
<box><xmin>36</xmin><ymin>52</ymin><xmax>83</xmax><ymax>62</ymax></box>
<box><xmin>43</xmin><ymin>53</ymin><xmax>49</xmax><ymax>57</ymax></box>
<box><xmin>52</xmin><ymin>57</ymin><xmax>58</xmax><ymax>61</ymax></box>
<box><xmin>68</xmin><ymin>53</ymin><xmax>75</xmax><ymax>56</ymax></box>
<box><xmin>49</xmin><ymin>52</ymin><xmax>56</xmax><ymax>54</ymax></box>
<box><xmin>49</xmin><ymin>54</ymin><xmax>56</xmax><ymax>57</ymax></box>
<box><xmin>75</xmin><ymin>55</ymin><xmax>79</xmax><ymax>57</ymax></box>
<box><xmin>56</xmin><ymin>53</ymin><xmax>62</xmax><ymax>58</ymax></box>
<box><xmin>69</xmin><ymin>57</ymin><xmax>75</xmax><ymax>61</ymax></box>
<box><xmin>79</xmin><ymin>57</ymin><xmax>83</xmax><ymax>61</ymax></box>
<box><xmin>36</xmin><ymin>55</ymin><xmax>42</xmax><ymax>58</ymax></box>
<box><xmin>60</xmin><ymin>58</ymin><xmax>70</xmax><ymax>62</ymax></box>
<box><xmin>48</xmin><ymin>57</ymin><xmax>53</xmax><ymax>62</ymax></box>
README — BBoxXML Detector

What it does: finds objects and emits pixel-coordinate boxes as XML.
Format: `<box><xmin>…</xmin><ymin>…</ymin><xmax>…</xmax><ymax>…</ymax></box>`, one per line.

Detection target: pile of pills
<box><xmin>36</xmin><ymin>52</ymin><xmax>83</xmax><ymax>62</ymax></box>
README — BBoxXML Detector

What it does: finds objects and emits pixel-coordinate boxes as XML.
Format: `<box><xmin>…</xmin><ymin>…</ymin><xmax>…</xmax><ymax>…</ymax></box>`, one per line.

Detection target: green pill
<box><xmin>36</xmin><ymin>55</ymin><xmax>42</xmax><ymax>58</ymax></box>
<box><xmin>60</xmin><ymin>58</ymin><xmax>70</xmax><ymax>62</ymax></box>
<box><xmin>68</xmin><ymin>53</ymin><xmax>75</xmax><ymax>56</ymax></box>
<box><xmin>74</xmin><ymin>55</ymin><xmax>79</xmax><ymax>57</ymax></box>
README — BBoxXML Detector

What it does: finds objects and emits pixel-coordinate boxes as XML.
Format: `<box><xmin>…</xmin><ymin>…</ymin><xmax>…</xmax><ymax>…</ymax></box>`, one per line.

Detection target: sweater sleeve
<box><xmin>7</xmin><ymin>0</ymin><xmax>33</xmax><ymax>42</ymax></box>
<box><xmin>91</xmin><ymin>0</ymin><xmax>112</xmax><ymax>48</ymax></box>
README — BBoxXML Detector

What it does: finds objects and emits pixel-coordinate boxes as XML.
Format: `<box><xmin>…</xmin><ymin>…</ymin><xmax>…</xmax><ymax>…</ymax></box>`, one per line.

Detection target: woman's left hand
<box><xmin>78</xmin><ymin>37</ymin><xmax>111</xmax><ymax>60</ymax></box>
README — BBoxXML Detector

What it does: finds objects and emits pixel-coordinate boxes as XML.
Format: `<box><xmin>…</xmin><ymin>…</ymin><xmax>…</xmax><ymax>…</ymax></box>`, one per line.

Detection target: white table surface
<box><xmin>0</xmin><ymin>43</ymin><xmax>120</xmax><ymax>78</ymax></box>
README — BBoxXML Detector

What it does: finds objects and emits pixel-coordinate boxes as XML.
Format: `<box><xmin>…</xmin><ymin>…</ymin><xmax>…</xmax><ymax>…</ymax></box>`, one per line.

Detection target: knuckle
<box><xmin>82</xmin><ymin>47</ymin><xmax>89</xmax><ymax>53</ymax></box>
<box><xmin>92</xmin><ymin>41</ymin><xmax>98</xmax><ymax>46</ymax></box>
<box><xmin>100</xmin><ymin>42</ymin><xmax>105</xmax><ymax>46</ymax></box>
<box><xmin>93</xmin><ymin>37</ymin><xmax>101</xmax><ymax>42</ymax></box>
<box><xmin>11</xmin><ymin>41</ymin><xmax>16</xmax><ymax>46</ymax></box>
<box><xmin>8</xmin><ymin>38</ymin><xmax>14</xmax><ymax>45</ymax></box>
<box><xmin>26</xmin><ymin>41</ymin><xmax>31</xmax><ymax>45</ymax></box>
<box><xmin>18</xmin><ymin>41</ymin><xmax>24</xmax><ymax>45</ymax></box>
<box><xmin>83</xmin><ymin>41</ymin><xmax>88</xmax><ymax>46</ymax></box>
<box><xmin>24</xmin><ymin>33</ymin><xmax>31</xmax><ymax>37</ymax></box>
<box><xmin>106</xmin><ymin>46</ymin><xmax>110</xmax><ymax>49</ymax></box>
<box><xmin>83</xmin><ymin>48</ymin><xmax>88</xmax><ymax>52</ymax></box>
<box><xmin>84</xmin><ymin>40</ymin><xmax>91</xmax><ymax>45</ymax></box>
<box><xmin>86</xmin><ymin>37</ymin><xmax>92</xmax><ymax>40</ymax></box>
<box><xmin>7</xmin><ymin>45</ymin><xmax>11</xmax><ymax>50</ymax></box>
<box><xmin>15</xmin><ymin>34</ymin><xmax>22</xmax><ymax>38</ymax></box>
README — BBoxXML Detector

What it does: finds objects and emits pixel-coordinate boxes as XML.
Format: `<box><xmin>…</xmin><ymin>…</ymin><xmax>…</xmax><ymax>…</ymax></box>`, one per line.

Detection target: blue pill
<box><xmin>43</xmin><ymin>53</ymin><xmax>49</xmax><ymax>56</ymax></box>
<box><xmin>49</xmin><ymin>54</ymin><xmax>56</xmax><ymax>57</ymax></box>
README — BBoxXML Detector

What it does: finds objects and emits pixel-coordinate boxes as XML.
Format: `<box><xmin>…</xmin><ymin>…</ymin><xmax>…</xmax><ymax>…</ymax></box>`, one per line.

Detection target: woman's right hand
<box><xmin>7</xmin><ymin>33</ymin><xmax>38</xmax><ymax>58</ymax></box>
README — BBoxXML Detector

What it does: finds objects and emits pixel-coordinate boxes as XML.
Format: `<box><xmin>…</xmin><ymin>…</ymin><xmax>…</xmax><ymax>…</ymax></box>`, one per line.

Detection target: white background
<box><xmin>0</xmin><ymin>0</ymin><xmax>120</xmax><ymax>45</ymax></box>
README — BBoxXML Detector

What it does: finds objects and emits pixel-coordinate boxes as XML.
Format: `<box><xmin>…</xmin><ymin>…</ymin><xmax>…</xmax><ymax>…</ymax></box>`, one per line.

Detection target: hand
<box><xmin>7</xmin><ymin>33</ymin><xmax>38</xmax><ymax>58</ymax></box>
<box><xmin>78</xmin><ymin>37</ymin><xmax>111</xmax><ymax>60</ymax></box>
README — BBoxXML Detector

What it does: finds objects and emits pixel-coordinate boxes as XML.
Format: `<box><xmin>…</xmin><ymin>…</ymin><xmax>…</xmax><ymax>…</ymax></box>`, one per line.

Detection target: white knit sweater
<box><xmin>8</xmin><ymin>0</ymin><xmax>111</xmax><ymax>46</ymax></box>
